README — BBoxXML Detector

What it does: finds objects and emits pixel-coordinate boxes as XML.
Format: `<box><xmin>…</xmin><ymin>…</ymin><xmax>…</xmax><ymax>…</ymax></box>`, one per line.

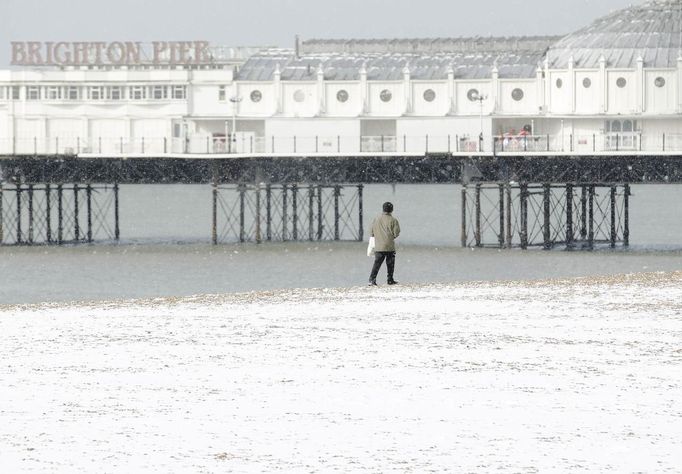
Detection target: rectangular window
<box><xmin>11</xmin><ymin>86</ymin><xmax>21</xmax><ymax>100</ymax></box>
<box><xmin>130</xmin><ymin>86</ymin><xmax>146</xmax><ymax>100</ymax></box>
<box><xmin>67</xmin><ymin>86</ymin><xmax>80</xmax><ymax>100</ymax></box>
<box><xmin>27</xmin><ymin>86</ymin><xmax>40</xmax><ymax>100</ymax></box>
<box><xmin>107</xmin><ymin>86</ymin><xmax>122</xmax><ymax>100</ymax></box>
<box><xmin>152</xmin><ymin>85</ymin><xmax>167</xmax><ymax>100</ymax></box>
<box><xmin>218</xmin><ymin>85</ymin><xmax>226</xmax><ymax>101</ymax></box>
<box><xmin>172</xmin><ymin>85</ymin><xmax>186</xmax><ymax>99</ymax></box>
<box><xmin>88</xmin><ymin>86</ymin><xmax>103</xmax><ymax>100</ymax></box>
<box><xmin>46</xmin><ymin>86</ymin><xmax>61</xmax><ymax>100</ymax></box>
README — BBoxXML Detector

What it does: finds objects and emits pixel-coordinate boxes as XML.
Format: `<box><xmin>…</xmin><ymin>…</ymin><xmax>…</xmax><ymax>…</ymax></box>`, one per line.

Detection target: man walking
<box><xmin>369</xmin><ymin>202</ymin><xmax>401</xmax><ymax>286</ymax></box>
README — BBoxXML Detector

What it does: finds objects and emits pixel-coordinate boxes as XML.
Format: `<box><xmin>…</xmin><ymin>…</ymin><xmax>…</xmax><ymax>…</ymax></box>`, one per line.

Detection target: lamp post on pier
<box><xmin>472</xmin><ymin>92</ymin><xmax>488</xmax><ymax>152</ymax></box>
<box><xmin>229</xmin><ymin>95</ymin><xmax>242</xmax><ymax>153</ymax></box>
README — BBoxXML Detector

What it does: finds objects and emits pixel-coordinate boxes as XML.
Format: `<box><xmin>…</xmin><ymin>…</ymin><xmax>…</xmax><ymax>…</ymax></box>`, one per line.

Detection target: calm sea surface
<box><xmin>1</xmin><ymin>184</ymin><xmax>681</xmax><ymax>304</ymax></box>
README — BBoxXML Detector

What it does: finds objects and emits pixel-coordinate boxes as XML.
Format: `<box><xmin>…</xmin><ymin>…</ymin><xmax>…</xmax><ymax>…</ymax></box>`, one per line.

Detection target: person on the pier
<box><xmin>369</xmin><ymin>202</ymin><xmax>401</xmax><ymax>286</ymax></box>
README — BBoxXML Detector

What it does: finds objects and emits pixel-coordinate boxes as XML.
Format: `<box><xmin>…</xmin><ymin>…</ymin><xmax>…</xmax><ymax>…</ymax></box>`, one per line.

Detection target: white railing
<box><xmin>2</xmin><ymin>132</ymin><xmax>682</xmax><ymax>156</ymax></box>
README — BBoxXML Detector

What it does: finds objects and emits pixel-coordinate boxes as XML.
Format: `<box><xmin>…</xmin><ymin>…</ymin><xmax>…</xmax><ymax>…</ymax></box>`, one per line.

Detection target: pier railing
<box><xmin>2</xmin><ymin>132</ymin><xmax>682</xmax><ymax>156</ymax></box>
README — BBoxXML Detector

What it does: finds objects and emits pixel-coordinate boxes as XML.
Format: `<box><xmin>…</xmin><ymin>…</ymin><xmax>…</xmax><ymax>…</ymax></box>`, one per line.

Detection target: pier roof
<box><xmin>235</xmin><ymin>37</ymin><xmax>558</xmax><ymax>81</ymax></box>
<box><xmin>547</xmin><ymin>0</ymin><xmax>682</xmax><ymax>69</ymax></box>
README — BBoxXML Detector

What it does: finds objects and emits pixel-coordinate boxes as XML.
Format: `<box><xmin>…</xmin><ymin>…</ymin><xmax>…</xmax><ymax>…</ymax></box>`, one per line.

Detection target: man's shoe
<box><xmin>387</xmin><ymin>280</ymin><xmax>398</xmax><ymax>285</ymax></box>
<box><xmin>369</xmin><ymin>280</ymin><xmax>378</xmax><ymax>286</ymax></box>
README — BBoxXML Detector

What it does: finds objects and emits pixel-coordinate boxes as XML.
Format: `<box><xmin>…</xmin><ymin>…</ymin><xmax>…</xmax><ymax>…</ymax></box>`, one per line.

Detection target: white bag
<box><xmin>367</xmin><ymin>236</ymin><xmax>375</xmax><ymax>257</ymax></box>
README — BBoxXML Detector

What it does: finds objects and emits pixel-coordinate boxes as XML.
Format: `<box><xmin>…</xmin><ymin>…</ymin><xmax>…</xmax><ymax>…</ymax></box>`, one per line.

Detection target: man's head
<box><xmin>382</xmin><ymin>202</ymin><xmax>394</xmax><ymax>213</ymax></box>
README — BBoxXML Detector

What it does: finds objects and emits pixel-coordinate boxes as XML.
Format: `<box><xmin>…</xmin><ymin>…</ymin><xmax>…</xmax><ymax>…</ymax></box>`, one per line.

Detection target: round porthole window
<box><xmin>655</xmin><ymin>77</ymin><xmax>666</xmax><ymax>88</ymax></box>
<box><xmin>467</xmin><ymin>88</ymin><xmax>480</xmax><ymax>101</ymax></box>
<box><xmin>556</xmin><ymin>78</ymin><xmax>563</xmax><ymax>89</ymax></box>
<box><xmin>250</xmin><ymin>90</ymin><xmax>262</xmax><ymax>102</ymax></box>
<box><xmin>616</xmin><ymin>77</ymin><xmax>627</xmax><ymax>88</ymax></box>
<box><xmin>380</xmin><ymin>89</ymin><xmax>392</xmax><ymax>102</ymax></box>
<box><xmin>293</xmin><ymin>89</ymin><xmax>305</xmax><ymax>102</ymax></box>
<box><xmin>336</xmin><ymin>89</ymin><xmax>349</xmax><ymax>102</ymax></box>
<box><xmin>423</xmin><ymin>89</ymin><xmax>436</xmax><ymax>102</ymax></box>
<box><xmin>511</xmin><ymin>88</ymin><xmax>524</xmax><ymax>101</ymax></box>
<box><xmin>583</xmin><ymin>78</ymin><xmax>592</xmax><ymax>89</ymax></box>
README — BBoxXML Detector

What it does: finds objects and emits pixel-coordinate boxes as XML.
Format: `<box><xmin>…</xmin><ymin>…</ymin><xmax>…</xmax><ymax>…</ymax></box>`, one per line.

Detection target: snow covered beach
<box><xmin>1</xmin><ymin>273</ymin><xmax>681</xmax><ymax>472</ymax></box>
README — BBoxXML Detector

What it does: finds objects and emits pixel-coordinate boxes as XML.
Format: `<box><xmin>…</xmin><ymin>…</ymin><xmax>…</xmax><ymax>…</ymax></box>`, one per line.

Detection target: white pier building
<box><xmin>2</xmin><ymin>0</ymin><xmax>682</xmax><ymax>156</ymax></box>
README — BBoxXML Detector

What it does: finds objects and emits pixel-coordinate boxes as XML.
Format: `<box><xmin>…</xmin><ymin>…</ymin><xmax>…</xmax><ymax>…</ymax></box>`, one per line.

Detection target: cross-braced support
<box><xmin>0</xmin><ymin>183</ymin><xmax>120</xmax><ymax>245</ymax></box>
<box><xmin>213</xmin><ymin>183</ymin><xmax>364</xmax><ymax>244</ymax></box>
<box><xmin>461</xmin><ymin>183</ymin><xmax>631</xmax><ymax>250</ymax></box>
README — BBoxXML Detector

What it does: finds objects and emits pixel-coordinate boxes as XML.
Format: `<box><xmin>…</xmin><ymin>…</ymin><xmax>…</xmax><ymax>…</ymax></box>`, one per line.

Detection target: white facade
<box><xmin>2</xmin><ymin>2</ymin><xmax>682</xmax><ymax>155</ymax></box>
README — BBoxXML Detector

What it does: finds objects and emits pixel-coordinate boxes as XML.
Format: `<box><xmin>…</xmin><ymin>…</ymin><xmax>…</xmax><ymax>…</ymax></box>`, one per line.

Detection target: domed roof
<box><xmin>547</xmin><ymin>0</ymin><xmax>682</xmax><ymax>69</ymax></box>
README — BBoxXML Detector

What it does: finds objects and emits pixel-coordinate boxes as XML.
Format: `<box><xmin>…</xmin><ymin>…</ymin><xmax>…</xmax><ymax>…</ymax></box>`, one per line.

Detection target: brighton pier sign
<box><xmin>11</xmin><ymin>41</ymin><xmax>212</xmax><ymax>66</ymax></box>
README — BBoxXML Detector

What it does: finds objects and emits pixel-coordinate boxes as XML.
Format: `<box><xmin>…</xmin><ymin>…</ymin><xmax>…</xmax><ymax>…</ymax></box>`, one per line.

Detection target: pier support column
<box><xmin>211</xmin><ymin>182</ymin><xmax>218</xmax><ymax>245</ymax></box>
<box><xmin>610</xmin><ymin>185</ymin><xmax>617</xmax><ymax>248</ymax></box>
<box><xmin>566</xmin><ymin>183</ymin><xmax>574</xmax><ymax>249</ymax></box>
<box><xmin>57</xmin><ymin>184</ymin><xmax>63</xmax><ymax>245</ymax></box>
<box><xmin>543</xmin><ymin>183</ymin><xmax>551</xmax><ymax>249</ymax></box>
<box><xmin>86</xmin><ymin>184</ymin><xmax>93</xmax><ymax>243</ymax></box>
<box><xmin>45</xmin><ymin>184</ymin><xmax>52</xmax><ymax>244</ymax></box>
<box><xmin>16</xmin><ymin>185</ymin><xmax>22</xmax><ymax>244</ymax></box>
<box><xmin>474</xmin><ymin>184</ymin><xmax>481</xmax><ymax>247</ymax></box>
<box><xmin>282</xmin><ymin>184</ymin><xmax>288</xmax><ymax>241</ymax></box>
<box><xmin>308</xmin><ymin>185</ymin><xmax>314</xmax><ymax>241</ymax></box>
<box><xmin>255</xmin><ymin>183</ymin><xmax>262</xmax><ymax>244</ymax></box>
<box><xmin>239</xmin><ymin>184</ymin><xmax>246</xmax><ymax>243</ymax></box>
<box><xmin>317</xmin><ymin>185</ymin><xmax>323</xmax><ymax>240</ymax></box>
<box><xmin>587</xmin><ymin>185</ymin><xmax>594</xmax><ymax>249</ymax></box>
<box><xmin>505</xmin><ymin>184</ymin><xmax>512</xmax><ymax>248</ymax></box>
<box><xmin>498</xmin><ymin>184</ymin><xmax>505</xmax><ymax>249</ymax></box>
<box><xmin>0</xmin><ymin>185</ymin><xmax>3</xmax><ymax>244</ymax></box>
<box><xmin>580</xmin><ymin>186</ymin><xmax>588</xmax><ymax>241</ymax></box>
<box><xmin>520</xmin><ymin>183</ymin><xmax>528</xmax><ymax>250</ymax></box>
<box><xmin>334</xmin><ymin>185</ymin><xmax>340</xmax><ymax>241</ymax></box>
<box><xmin>74</xmin><ymin>184</ymin><xmax>80</xmax><ymax>241</ymax></box>
<box><xmin>114</xmin><ymin>183</ymin><xmax>120</xmax><ymax>242</ymax></box>
<box><xmin>624</xmin><ymin>184</ymin><xmax>630</xmax><ymax>247</ymax></box>
<box><xmin>358</xmin><ymin>184</ymin><xmax>364</xmax><ymax>242</ymax></box>
<box><xmin>266</xmin><ymin>184</ymin><xmax>272</xmax><ymax>241</ymax></box>
<box><xmin>292</xmin><ymin>184</ymin><xmax>298</xmax><ymax>240</ymax></box>
<box><xmin>460</xmin><ymin>185</ymin><xmax>467</xmax><ymax>248</ymax></box>
<box><xmin>28</xmin><ymin>184</ymin><xmax>34</xmax><ymax>244</ymax></box>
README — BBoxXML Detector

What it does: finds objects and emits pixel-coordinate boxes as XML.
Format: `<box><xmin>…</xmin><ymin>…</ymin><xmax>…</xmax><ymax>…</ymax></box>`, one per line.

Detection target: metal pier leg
<box><xmin>16</xmin><ymin>185</ymin><xmax>22</xmax><ymax>244</ymax></box>
<box><xmin>580</xmin><ymin>186</ymin><xmax>588</xmax><ymax>241</ymax></box>
<box><xmin>357</xmin><ymin>184</ymin><xmax>364</xmax><ymax>242</ymax></box>
<box><xmin>308</xmin><ymin>185</ymin><xmax>314</xmax><ymax>241</ymax></box>
<box><xmin>505</xmin><ymin>184</ymin><xmax>512</xmax><ymax>248</ymax></box>
<box><xmin>73</xmin><ymin>184</ymin><xmax>80</xmax><ymax>242</ymax></box>
<box><xmin>498</xmin><ymin>183</ymin><xmax>505</xmax><ymax>249</ymax></box>
<box><xmin>543</xmin><ymin>183</ymin><xmax>551</xmax><ymax>250</ymax></box>
<box><xmin>610</xmin><ymin>185</ymin><xmax>617</xmax><ymax>248</ymax></box>
<box><xmin>28</xmin><ymin>184</ymin><xmax>34</xmax><ymax>244</ymax></box>
<box><xmin>587</xmin><ymin>185</ymin><xmax>594</xmax><ymax>249</ymax></box>
<box><xmin>212</xmin><ymin>182</ymin><xmax>218</xmax><ymax>245</ymax></box>
<box><xmin>45</xmin><ymin>184</ymin><xmax>52</xmax><ymax>244</ymax></box>
<box><xmin>461</xmin><ymin>185</ymin><xmax>467</xmax><ymax>248</ymax></box>
<box><xmin>57</xmin><ymin>184</ymin><xmax>63</xmax><ymax>245</ymax></box>
<box><xmin>0</xmin><ymin>185</ymin><xmax>3</xmax><ymax>244</ymax></box>
<box><xmin>114</xmin><ymin>183</ymin><xmax>120</xmax><ymax>242</ymax></box>
<box><xmin>282</xmin><ymin>184</ymin><xmax>288</xmax><ymax>241</ymax></box>
<box><xmin>292</xmin><ymin>184</ymin><xmax>298</xmax><ymax>241</ymax></box>
<box><xmin>255</xmin><ymin>183</ymin><xmax>262</xmax><ymax>244</ymax></box>
<box><xmin>624</xmin><ymin>184</ymin><xmax>630</xmax><ymax>247</ymax></box>
<box><xmin>239</xmin><ymin>184</ymin><xmax>245</xmax><ymax>243</ymax></box>
<box><xmin>566</xmin><ymin>183</ymin><xmax>574</xmax><ymax>249</ymax></box>
<box><xmin>474</xmin><ymin>184</ymin><xmax>481</xmax><ymax>247</ymax></box>
<box><xmin>266</xmin><ymin>184</ymin><xmax>272</xmax><ymax>241</ymax></box>
<box><xmin>334</xmin><ymin>185</ymin><xmax>340</xmax><ymax>241</ymax></box>
<box><xmin>86</xmin><ymin>184</ymin><xmax>92</xmax><ymax>243</ymax></box>
<box><xmin>317</xmin><ymin>185</ymin><xmax>323</xmax><ymax>240</ymax></box>
<box><xmin>520</xmin><ymin>183</ymin><xmax>528</xmax><ymax>250</ymax></box>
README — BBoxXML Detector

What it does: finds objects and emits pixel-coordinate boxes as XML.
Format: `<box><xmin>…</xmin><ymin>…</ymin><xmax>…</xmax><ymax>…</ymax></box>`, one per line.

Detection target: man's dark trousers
<box><xmin>370</xmin><ymin>251</ymin><xmax>396</xmax><ymax>283</ymax></box>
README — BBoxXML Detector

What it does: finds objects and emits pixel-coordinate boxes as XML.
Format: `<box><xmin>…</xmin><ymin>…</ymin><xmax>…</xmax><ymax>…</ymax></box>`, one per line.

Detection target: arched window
<box><xmin>611</xmin><ymin>120</ymin><xmax>622</xmax><ymax>133</ymax></box>
<box><xmin>622</xmin><ymin>120</ymin><xmax>633</xmax><ymax>132</ymax></box>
